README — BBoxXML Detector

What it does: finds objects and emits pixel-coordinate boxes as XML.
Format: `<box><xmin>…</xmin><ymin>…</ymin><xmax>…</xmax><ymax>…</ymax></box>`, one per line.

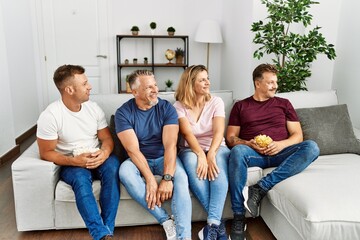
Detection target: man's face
<box><xmin>255</xmin><ymin>72</ymin><xmax>278</xmax><ymax>98</ymax></box>
<box><xmin>70</xmin><ymin>73</ymin><xmax>92</xmax><ymax>103</ymax></box>
<box><xmin>134</xmin><ymin>75</ymin><xmax>159</xmax><ymax>107</ymax></box>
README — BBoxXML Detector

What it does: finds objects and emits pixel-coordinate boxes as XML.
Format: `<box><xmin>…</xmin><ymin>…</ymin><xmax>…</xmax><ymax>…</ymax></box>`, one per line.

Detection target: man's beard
<box><xmin>149</xmin><ymin>98</ymin><xmax>159</xmax><ymax>107</ymax></box>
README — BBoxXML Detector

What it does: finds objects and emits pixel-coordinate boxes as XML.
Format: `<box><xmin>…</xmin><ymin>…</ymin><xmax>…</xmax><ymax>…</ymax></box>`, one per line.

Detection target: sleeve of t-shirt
<box><xmin>164</xmin><ymin>101</ymin><xmax>179</xmax><ymax>125</ymax></box>
<box><xmin>285</xmin><ymin>100</ymin><xmax>299</xmax><ymax>122</ymax></box>
<box><xmin>228</xmin><ymin>101</ymin><xmax>241</xmax><ymax>126</ymax></box>
<box><xmin>92</xmin><ymin>101</ymin><xmax>108</xmax><ymax>130</ymax></box>
<box><xmin>114</xmin><ymin>103</ymin><xmax>133</xmax><ymax>134</ymax></box>
<box><xmin>213</xmin><ymin>97</ymin><xmax>225</xmax><ymax>118</ymax></box>
<box><xmin>36</xmin><ymin>110</ymin><xmax>58</xmax><ymax>140</ymax></box>
<box><xmin>173</xmin><ymin>101</ymin><xmax>186</xmax><ymax>119</ymax></box>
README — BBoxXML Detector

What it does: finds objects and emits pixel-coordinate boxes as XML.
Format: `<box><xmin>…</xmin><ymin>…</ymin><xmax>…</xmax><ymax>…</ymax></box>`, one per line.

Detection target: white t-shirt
<box><xmin>37</xmin><ymin>99</ymin><xmax>107</xmax><ymax>155</ymax></box>
<box><xmin>173</xmin><ymin>96</ymin><xmax>226</xmax><ymax>151</ymax></box>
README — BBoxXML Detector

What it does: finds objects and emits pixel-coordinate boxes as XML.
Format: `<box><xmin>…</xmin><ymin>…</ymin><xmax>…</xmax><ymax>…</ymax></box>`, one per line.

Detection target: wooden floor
<box><xmin>0</xmin><ymin>138</ymin><xmax>276</xmax><ymax>240</ymax></box>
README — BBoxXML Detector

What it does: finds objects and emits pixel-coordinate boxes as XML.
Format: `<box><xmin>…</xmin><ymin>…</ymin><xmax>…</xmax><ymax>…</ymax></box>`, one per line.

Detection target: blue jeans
<box><xmin>119</xmin><ymin>156</ymin><xmax>192</xmax><ymax>239</ymax></box>
<box><xmin>179</xmin><ymin>146</ymin><xmax>229</xmax><ymax>226</ymax></box>
<box><xmin>60</xmin><ymin>154</ymin><xmax>120</xmax><ymax>240</ymax></box>
<box><xmin>228</xmin><ymin>140</ymin><xmax>319</xmax><ymax>215</ymax></box>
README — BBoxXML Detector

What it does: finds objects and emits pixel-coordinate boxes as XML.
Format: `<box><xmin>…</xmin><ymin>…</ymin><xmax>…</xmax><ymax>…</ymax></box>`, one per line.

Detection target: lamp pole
<box><xmin>206</xmin><ymin>42</ymin><xmax>210</xmax><ymax>70</ymax></box>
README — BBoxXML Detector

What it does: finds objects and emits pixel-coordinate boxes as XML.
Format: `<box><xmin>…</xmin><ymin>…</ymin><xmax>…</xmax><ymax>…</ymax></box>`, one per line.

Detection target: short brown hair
<box><xmin>53</xmin><ymin>64</ymin><xmax>85</xmax><ymax>91</ymax></box>
<box><xmin>252</xmin><ymin>63</ymin><xmax>278</xmax><ymax>86</ymax></box>
<box><xmin>127</xmin><ymin>69</ymin><xmax>154</xmax><ymax>90</ymax></box>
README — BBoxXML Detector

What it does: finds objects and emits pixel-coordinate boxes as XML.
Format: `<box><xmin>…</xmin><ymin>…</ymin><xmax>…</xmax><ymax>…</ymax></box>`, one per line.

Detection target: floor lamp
<box><xmin>195</xmin><ymin>20</ymin><xmax>223</xmax><ymax>70</ymax></box>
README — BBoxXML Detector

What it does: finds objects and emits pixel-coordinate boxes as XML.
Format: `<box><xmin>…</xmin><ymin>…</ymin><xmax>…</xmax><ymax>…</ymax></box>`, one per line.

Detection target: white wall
<box><xmin>108</xmin><ymin>0</ymin><xmax>223</xmax><ymax>91</ymax></box>
<box><xmin>2</xmin><ymin>0</ymin><xmax>359</xmax><ymax>156</ymax></box>
<box><xmin>221</xmin><ymin>0</ymin><xmax>341</xmax><ymax>99</ymax></box>
<box><xmin>0</xmin><ymin>0</ymin><xmax>40</xmax><ymax>156</ymax></box>
<box><xmin>333</xmin><ymin>0</ymin><xmax>360</xmax><ymax>128</ymax></box>
<box><xmin>0</xmin><ymin>2</ymin><xmax>16</xmax><ymax>156</ymax></box>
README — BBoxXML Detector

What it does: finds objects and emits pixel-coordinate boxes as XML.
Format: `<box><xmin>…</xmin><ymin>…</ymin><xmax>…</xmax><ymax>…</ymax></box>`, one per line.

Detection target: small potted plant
<box><xmin>124</xmin><ymin>59</ymin><xmax>129</xmax><ymax>64</ymax></box>
<box><xmin>133</xmin><ymin>58</ymin><xmax>138</xmax><ymax>64</ymax></box>
<box><xmin>165</xmin><ymin>79</ymin><xmax>173</xmax><ymax>92</ymax></box>
<box><xmin>150</xmin><ymin>22</ymin><xmax>157</xmax><ymax>35</ymax></box>
<box><xmin>175</xmin><ymin>47</ymin><xmax>184</xmax><ymax>64</ymax></box>
<box><xmin>167</xmin><ymin>26</ymin><xmax>175</xmax><ymax>36</ymax></box>
<box><xmin>144</xmin><ymin>57</ymin><xmax>148</xmax><ymax>64</ymax></box>
<box><xmin>130</xmin><ymin>26</ymin><xmax>139</xmax><ymax>35</ymax></box>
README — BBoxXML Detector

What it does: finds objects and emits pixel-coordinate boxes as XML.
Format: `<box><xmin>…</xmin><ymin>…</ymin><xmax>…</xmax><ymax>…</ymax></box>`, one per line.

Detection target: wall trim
<box><xmin>0</xmin><ymin>125</ymin><xmax>37</xmax><ymax>166</ymax></box>
<box><xmin>15</xmin><ymin>125</ymin><xmax>37</xmax><ymax>145</ymax></box>
<box><xmin>0</xmin><ymin>145</ymin><xmax>20</xmax><ymax>166</ymax></box>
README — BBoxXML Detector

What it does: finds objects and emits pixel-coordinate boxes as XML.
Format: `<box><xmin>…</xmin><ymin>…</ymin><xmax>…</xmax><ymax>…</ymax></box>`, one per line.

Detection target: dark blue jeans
<box><xmin>60</xmin><ymin>154</ymin><xmax>120</xmax><ymax>240</ymax></box>
<box><xmin>228</xmin><ymin>140</ymin><xmax>319</xmax><ymax>215</ymax></box>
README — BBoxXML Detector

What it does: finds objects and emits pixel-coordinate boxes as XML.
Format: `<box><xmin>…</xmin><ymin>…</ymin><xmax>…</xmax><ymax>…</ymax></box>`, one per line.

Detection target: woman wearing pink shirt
<box><xmin>174</xmin><ymin>65</ymin><xmax>230</xmax><ymax>240</ymax></box>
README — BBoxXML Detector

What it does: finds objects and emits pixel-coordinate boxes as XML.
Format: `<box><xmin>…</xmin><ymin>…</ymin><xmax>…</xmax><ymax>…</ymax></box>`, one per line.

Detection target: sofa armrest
<box><xmin>11</xmin><ymin>142</ymin><xmax>60</xmax><ymax>231</ymax></box>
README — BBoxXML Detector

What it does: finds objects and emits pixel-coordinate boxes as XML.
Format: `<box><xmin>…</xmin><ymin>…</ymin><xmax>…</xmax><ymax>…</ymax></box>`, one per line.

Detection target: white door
<box><xmin>40</xmin><ymin>0</ymin><xmax>110</xmax><ymax>103</ymax></box>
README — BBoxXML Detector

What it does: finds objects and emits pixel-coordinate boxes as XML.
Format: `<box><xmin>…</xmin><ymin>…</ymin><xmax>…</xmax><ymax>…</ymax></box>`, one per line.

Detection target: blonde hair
<box><xmin>175</xmin><ymin>65</ymin><xmax>211</xmax><ymax>109</ymax></box>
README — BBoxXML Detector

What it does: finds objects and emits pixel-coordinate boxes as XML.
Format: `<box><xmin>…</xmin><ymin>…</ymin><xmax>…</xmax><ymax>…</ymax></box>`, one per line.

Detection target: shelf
<box><xmin>116</xmin><ymin>34</ymin><xmax>189</xmax><ymax>93</ymax></box>
<box><xmin>118</xmin><ymin>63</ymin><xmax>187</xmax><ymax>67</ymax></box>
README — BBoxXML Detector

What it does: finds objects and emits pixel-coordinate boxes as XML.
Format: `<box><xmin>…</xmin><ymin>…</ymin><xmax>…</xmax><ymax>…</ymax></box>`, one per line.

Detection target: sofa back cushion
<box><xmin>296</xmin><ymin>104</ymin><xmax>360</xmax><ymax>155</ymax></box>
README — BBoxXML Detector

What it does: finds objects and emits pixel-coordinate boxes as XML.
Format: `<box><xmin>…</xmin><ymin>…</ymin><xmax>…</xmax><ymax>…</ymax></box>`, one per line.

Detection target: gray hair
<box><xmin>128</xmin><ymin>70</ymin><xmax>154</xmax><ymax>90</ymax></box>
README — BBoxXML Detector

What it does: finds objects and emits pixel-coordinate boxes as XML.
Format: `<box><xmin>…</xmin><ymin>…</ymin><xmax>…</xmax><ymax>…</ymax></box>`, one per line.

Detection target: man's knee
<box><xmin>302</xmin><ymin>140</ymin><xmax>320</xmax><ymax>159</ymax></box>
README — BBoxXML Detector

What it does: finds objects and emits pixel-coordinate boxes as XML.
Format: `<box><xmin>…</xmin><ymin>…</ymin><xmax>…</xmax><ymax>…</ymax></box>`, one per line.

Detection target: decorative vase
<box><xmin>176</xmin><ymin>56</ymin><xmax>183</xmax><ymax>64</ymax></box>
<box><xmin>150</xmin><ymin>29</ymin><xmax>155</xmax><ymax>35</ymax></box>
<box><xmin>131</xmin><ymin>31</ymin><xmax>138</xmax><ymax>36</ymax></box>
<box><xmin>165</xmin><ymin>87</ymin><xmax>172</xmax><ymax>92</ymax></box>
<box><xmin>168</xmin><ymin>31</ymin><xmax>175</xmax><ymax>36</ymax></box>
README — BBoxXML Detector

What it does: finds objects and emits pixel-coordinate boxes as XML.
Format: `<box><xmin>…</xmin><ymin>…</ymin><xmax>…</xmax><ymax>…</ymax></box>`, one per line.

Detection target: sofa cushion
<box><xmin>296</xmin><ymin>104</ymin><xmax>360</xmax><ymax>155</ymax></box>
<box><xmin>264</xmin><ymin>154</ymin><xmax>360</xmax><ymax>240</ymax></box>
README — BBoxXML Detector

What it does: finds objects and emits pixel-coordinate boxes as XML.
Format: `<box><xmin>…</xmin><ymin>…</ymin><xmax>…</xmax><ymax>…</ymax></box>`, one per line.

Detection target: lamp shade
<box><xmin>195</xmin><ymin>20</ymin><xmax>223</xmax><ymax>43</ymax></box>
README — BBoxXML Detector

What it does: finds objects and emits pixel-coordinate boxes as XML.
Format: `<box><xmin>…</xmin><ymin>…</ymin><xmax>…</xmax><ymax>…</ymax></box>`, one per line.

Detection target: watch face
<box><xmin>163</xmin><ymin>174</ymin><xmax>173</xmax><ymax>181</ymax></box>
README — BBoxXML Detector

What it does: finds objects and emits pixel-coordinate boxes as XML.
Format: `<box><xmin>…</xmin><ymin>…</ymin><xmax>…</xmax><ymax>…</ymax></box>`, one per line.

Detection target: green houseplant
<box><xmin>175</xmin><ymin>47</ymin><xmax>184</xmax><ymax>64</ymax></box>
<box><xmin>150</xmin><ymin>22</ymin><xmax>157</xmax><ymax>30</ymax></box>
<box><xmin>251</xmin><ymin>0</ymin><xmax>336</xmax><ymax>92</ymax></box>
<box><xmin>150</xmin><ymin>22</ymin><xmax>156</xmax><ymax>35</ymax></box>
<box><xmin>165</xmin><ymin>79</ymin><xmax>173</xmax><ymax>91</ymax></box>
<box><xmin>130</xmin><ymin>26</ymin><xmax>139</xmax><ymax>35</ymax></box>
<box><xmin>167</xmin><ymin>27</ymin><xmax>176</xmax><ymax>36</ymax></box>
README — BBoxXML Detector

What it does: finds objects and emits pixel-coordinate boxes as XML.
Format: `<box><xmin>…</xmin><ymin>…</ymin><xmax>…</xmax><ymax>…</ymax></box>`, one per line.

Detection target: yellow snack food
<box><xmin>254</xmin><ymin>134</ymin><xmax>273</xmax><ymax>148</ymax></box>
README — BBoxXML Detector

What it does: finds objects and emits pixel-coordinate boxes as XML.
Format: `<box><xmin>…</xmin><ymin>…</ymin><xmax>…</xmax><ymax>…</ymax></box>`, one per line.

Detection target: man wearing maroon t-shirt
<box><xmin>226</xmin><ymin>64</ymin><xmax>320</xmax><ymax>240</ymax></box>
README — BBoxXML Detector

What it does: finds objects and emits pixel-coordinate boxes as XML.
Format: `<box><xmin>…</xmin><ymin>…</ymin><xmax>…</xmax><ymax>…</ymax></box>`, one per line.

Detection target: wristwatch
<box><xmin>162</xmin><ymin>174</ymin><xmax>174</xmax><ymax>182</ymax></box>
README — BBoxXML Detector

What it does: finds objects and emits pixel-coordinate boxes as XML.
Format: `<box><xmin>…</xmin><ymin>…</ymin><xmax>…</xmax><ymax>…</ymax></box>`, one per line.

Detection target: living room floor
<box><xmin>0</xmin><ymin>137</ymin><xmax>276</xmax><ymax>240</ymax></box>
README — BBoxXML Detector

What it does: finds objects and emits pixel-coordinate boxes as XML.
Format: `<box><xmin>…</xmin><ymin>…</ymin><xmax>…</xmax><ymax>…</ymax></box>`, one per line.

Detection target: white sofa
<box><xmin>12</xmin><ymin>90</ymin><xmax>360</xmax><ymax>240</ymax></box>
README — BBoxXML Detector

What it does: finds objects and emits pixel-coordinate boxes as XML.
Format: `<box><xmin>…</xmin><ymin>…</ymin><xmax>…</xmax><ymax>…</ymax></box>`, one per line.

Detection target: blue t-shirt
<box><xmin>115</xmin><ymin>98</ymin><xmax>178</xmax><ymax>159</ymax></box>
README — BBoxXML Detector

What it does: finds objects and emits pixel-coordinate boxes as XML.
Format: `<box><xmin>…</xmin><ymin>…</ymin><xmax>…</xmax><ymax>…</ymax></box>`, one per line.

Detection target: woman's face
<box><xmin>193</xmin><ymin>70</ymin><xmax>210</xmax><ymax>96</ymax></box>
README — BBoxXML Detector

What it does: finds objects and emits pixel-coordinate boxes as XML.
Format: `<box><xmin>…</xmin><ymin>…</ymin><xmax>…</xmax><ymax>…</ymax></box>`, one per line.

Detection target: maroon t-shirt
<box><xmin>228</xmin><ymin>96</ymin><xmax>299</xmax><ymax>141</ymax></box>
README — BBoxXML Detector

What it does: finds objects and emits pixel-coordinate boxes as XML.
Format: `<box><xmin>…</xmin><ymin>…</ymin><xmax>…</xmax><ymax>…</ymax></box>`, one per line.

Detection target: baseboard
<box><xmin>0</xmin><ymin>145</ymin><xmax>20</xmax><ymax>166</ymax></box>
<box><xmin>0</xmin><ymin>125</ymin><xmax>37</xmax><ymax>166</ymax></box>
<box><xmin>15</xmin><ymin>125</ymin><xmax>37</xmax><ymax>145</ymax></box>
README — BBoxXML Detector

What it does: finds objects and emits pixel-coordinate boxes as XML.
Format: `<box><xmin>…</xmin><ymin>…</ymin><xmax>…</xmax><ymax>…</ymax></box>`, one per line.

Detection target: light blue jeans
<box><xmin>60</xmin><ymin>154</ymin><xmax>120</xmax><ymax>240</ymax></box>
<box><xmin>119</xmin><ymin>156</ymin><xmax>192</xmax><ymax>239</ymax></box>
<box><xmin>179</xmin><ymin>146</ymin><xmax>229</xmax><ymax>226</ymax></box>
<box><xmin>229</xmin><ymin>140</ymin><xmax>319</xmax><ymax>215</ymax></box>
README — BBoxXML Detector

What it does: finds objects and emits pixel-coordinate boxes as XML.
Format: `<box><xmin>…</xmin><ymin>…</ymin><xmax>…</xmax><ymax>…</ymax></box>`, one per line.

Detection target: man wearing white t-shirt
<box><xmin>36</xmin><ymin>65</ymin><xmax>120</xmax><ymax>240</ymax></box>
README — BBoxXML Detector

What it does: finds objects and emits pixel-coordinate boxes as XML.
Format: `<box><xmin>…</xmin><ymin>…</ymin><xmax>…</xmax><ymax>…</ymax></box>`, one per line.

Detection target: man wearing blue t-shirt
<box><xmin>115</xmin><ymin>70</ymin><xmax>192</xmax><ymax>240</ymax></box>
